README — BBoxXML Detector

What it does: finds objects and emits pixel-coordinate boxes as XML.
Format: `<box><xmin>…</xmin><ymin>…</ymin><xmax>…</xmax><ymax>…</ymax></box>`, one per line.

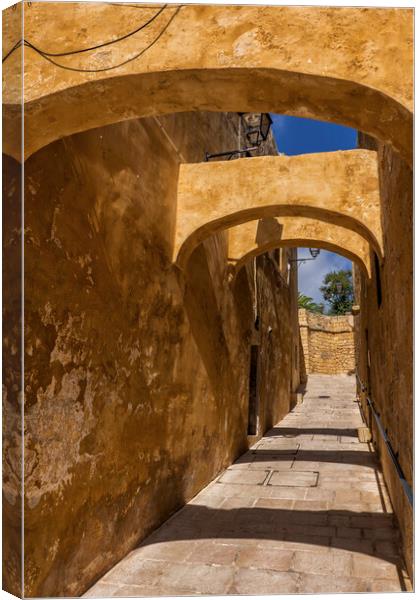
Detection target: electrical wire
<box><xmin>27</xmin><ymin>3</ymin><xmax>167</xmax><ymax>57</ymax></box>
<box><xmin>23</xmin><ymin>6</ymin><xmax>181</xmax><ymax>73</ymax></box>
<box><xmin>2</xmin><ymin>39</ymin><xmax>23</xmax><ymax>63</ymax></box>
<box><xmin>2</xmin><ymin>3</ymin><xmax>178</xmax><ymax>63</ymax></box>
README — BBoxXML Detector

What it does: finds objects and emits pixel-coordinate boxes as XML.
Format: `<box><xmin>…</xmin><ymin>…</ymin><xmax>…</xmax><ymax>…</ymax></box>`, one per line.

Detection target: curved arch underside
<box><xmin>174</xmin><ymin>151</ymin><xmax>381</xmax><ymax>270</ymax></box>
<box><xmin>227</xmin><ymin>217</ymin><xmax>371</xmax><ymax>278</ymax></box>
<box><xmin>3</xmin><ymin>4</ymin><xmax>413</xmax><ymax>163</ymax></box>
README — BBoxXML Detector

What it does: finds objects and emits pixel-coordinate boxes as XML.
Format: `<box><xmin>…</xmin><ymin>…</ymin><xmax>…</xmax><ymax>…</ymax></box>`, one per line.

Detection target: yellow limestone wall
<box><xmin>299</xmin><ymin>309</ymin><xmax>355</xmax><ymax>375</ymax></box>
<box><xmin>2</xmin><ymin>4</ymin><xmax>413</xmax><ymax>165</ymax></box>
<box><xmin>174</xmin><ymin>151</ymin><xmax>382</xmax><ymax>268</ymax></box>
<box><xmin>3</xmin><ymin>110</ymin><xmax>300</xmax><ymax>598</ymax></box>
<box><xmin>354</xmin><ymin>133</ymin><xmax>413</xmax><ymax>579</ymax></box>
<box><xmin>227</xmin><ymin>217</ymin><xmax>372</xmax><ymax>278</ymax></box>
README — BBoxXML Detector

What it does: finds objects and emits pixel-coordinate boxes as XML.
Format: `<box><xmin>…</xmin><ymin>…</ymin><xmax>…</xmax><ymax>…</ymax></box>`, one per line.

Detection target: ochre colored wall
<box><xmin>227</xmin><ymin>217</ymin><xmax>371</xmax><ymax>278</ymax></box>
<box><xmin>17</xmin><ymin>112</ymin><xmax>300</xmax><ymax>597</ymax></box>
<box><xmin>2</xmin><ymin>155</ymin><xmax>23</xmax><ymax>598</ymax></box>
<box><xmin>3</xmin><ymin>5</ymin><xmax>413</xmax><ymax>164</ymax></box>
<box><xmin>175</xmin><ymin>151</ymin><xmax>382</xmax><ymax>267</ymax></box>
<box><xmin>2</xmin><ymin>4</ymin><xmax>23</xmax><ymax>594</ymax></box>
<box><xmin>354</xmin><ymin>134</ymin><xmax>413</xmax><ymax>577</ymax></box>
<box><xmin>299</xmin><ymin>309</ymin><xmax>355</xmax><ymax>375</ymax></box>
<box><xmin>253</xmin><ymin>251</ymin><xmax>300</xmax><ymax>436</ymax></box>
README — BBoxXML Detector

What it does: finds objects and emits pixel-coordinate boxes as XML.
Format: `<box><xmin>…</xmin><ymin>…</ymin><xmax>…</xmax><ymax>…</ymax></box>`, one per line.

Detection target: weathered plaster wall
<box><xmin>18</xmin><ymin>112</ymin><xmax>300</xmax><ymax>597</ymax></box>
<box><xmin>248</xmin><ymin>251</ymin><xmax>300</xmax><ymax>437</ymax></box>
<box><xmin>299</xmin><ymin>309</ymin><xmax>355</xmax><ymax>375</ymax></box>
<box><xmin>3</xmin><ymin>155</ymin><xmax>23</xmax><ymax>598</ymax></box>
<box><xmin>354</xmin><ymin>134</ymin><xmax>413</xmax><ymax>577</ymax></box>
<box><xmin>2</xmin><ymin>6</ymin><xmax>23</xmax><ymax>595</ymax></box>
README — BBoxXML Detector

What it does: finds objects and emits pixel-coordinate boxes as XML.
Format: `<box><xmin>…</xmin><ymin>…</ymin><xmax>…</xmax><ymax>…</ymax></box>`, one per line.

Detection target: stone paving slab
<box><xmin>217</xmin><ymin>470</ymin><xmax>270</xmax><ymax>485</ymax></box>
<box><xmin>84</xmin><ymin>375</ymin><xmax>411</xmax><ymax>596</ymax></box>
<box><xmin>267</xmin><ymin>470</ymin><xmax>318</xmax><ymax>488</ymax></box>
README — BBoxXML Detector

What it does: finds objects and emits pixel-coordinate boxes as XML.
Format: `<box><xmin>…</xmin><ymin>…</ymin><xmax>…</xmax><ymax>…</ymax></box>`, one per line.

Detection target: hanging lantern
<box><xmin>309</xmin><ymin>248</ymin><xmax>320</xmax><ymax>259</ymax></box>
<box><xmin>241</xmin><ymin>113</ymin><xmax>273</xmax><ymax>146</ymax></box>
<box><xmin>259</xmin><ymin>113</ymin><xmax>273</xmax><ymax>141</ymax></box>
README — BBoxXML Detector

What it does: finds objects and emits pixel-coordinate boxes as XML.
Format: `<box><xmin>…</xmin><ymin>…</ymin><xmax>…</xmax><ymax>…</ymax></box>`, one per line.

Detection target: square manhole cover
<box><xmin>254</xmin><ymin>441</ymin><xmax>300</xmax><ymax>454</ymax></box>
<box><xmin>267</xmin><ymin>470</ymin><xmax>319</xmax><ymax>488</ymax></box>
<box><xmin>217</xmin><ymin>469</ymin><xmax>270</xmax><ymax>485</ymax></box>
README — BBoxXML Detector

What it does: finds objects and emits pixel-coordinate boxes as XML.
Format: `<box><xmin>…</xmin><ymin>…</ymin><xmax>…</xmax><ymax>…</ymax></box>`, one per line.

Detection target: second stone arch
<box><xmin>173</xmin><ymin>150</ymin><xmax>382</xmax><ymax>275</ymax></box>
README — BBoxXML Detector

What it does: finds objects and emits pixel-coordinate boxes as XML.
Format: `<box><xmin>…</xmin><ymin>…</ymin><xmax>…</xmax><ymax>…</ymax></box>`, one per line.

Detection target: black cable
<box><xmin>28</xmin><ymin>3</ymin><xmax>167</xmax><ymax>57</ymax></box>
<box><xmin>23</xmin><ymin>6</ymin><xmax>181</xmax><ymax>73</ymax></box>
<box><xmin>2</xmin><ymin>39</ymin><xmax>23</xmax><ymax>63</ymax></box>
<box><xmin>2</xmin><ymin>3</ymin><xmax>171</xmax><ymax>63</ymax></box>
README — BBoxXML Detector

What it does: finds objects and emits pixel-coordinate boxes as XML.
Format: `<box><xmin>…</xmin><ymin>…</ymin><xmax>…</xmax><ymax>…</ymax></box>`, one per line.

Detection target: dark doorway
<box><xmin>374</xmin><ymin>253</ymin><xmax>382</xmax><ymax>308</ymax></box>
<box><xmin>248</xmin><ymin>345</ymin><xmax>259</xmax><ymax>435</ymax></box>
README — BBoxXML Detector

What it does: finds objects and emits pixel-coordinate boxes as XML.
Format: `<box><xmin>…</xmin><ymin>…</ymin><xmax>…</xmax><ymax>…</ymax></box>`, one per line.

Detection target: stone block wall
<box><xmin>299</xmin><ymin>309</ymin><xmax>355</xmax><ymax>375</ymax></box>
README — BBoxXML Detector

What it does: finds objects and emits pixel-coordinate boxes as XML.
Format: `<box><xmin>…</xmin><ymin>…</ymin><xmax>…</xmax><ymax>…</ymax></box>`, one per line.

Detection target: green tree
<box><xmin>320</xmin><ymin>269</ymin><xmax>354</xmax><ymax>315</ymax></box>
<box><xmin>298</xmin><ymin>293</ymin><xmax>324</xmax><ymax>314</ymax></box>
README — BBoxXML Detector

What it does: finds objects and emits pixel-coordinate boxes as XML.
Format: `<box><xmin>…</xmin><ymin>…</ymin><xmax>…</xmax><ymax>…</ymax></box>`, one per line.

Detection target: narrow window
<box><xmin>248</xmin><ymin>345</ymin><xmax>259</xmax><ymax>435</ymax></box>
<box><xmin>374</xmin><ymin>253</ymin><xmax>382</xmax><ymax>307</ymax></box>
<box><xmin>254</xmin><ymin>315</ymin><xmax>260</xmax><ymax>331</ymax></box>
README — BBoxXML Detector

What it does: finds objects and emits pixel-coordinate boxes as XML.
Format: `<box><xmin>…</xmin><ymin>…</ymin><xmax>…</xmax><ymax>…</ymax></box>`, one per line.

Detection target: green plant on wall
<box><xmin>298</xmin><ymin>293</ymin><xmax>324</xmax><ymax>314</ymax></box>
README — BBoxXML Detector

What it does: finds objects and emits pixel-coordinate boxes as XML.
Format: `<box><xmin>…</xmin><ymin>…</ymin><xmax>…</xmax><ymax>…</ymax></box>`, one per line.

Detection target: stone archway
<box><xmin>227</xmin><ymin>217</ymin><xmax>371</xmax><ymax>278</ymax></box>
<box><xmin>3</xmin><ymin>4</ymin><xmax>413</xmax><ymax>162</ymax></box>
<box><xmin>173</xmin><ymin>150</ymin><xmax>381</xmax><ymax>270</ymax></box>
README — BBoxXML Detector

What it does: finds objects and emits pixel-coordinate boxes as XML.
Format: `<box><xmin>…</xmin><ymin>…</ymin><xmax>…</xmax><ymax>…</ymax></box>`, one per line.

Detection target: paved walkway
<box><xmin>85</xmin><ymin>375</ymin><xmax>411</xmax><ymax>596</ymax></box>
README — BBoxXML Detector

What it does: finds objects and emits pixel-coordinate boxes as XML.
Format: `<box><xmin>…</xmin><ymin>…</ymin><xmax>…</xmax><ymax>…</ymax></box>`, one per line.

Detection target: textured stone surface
<box><xmin>174</xmin><ymin>151</ymin><xmax>382</xmax><ymax>268</ymax></box>
<box><xmin>5</xmin><ymin>111</ymin><xmax>300</xmax><ymax>597</ymax></box>
<box><xmin>2</xmin><ymin>15</ymin><xmax>23</xmax><ymax>594</ymax></box>
<box><xmin>2</xmin><ymin>5</ymin><xmax>413</xmax><ymax>162</ymax></box>
<box><xmin>2</xmin><ymin>154</ymin><xmax>23</xmax><ymax>598</ymax></box>
<box><xmin>84</xmin><ymin>375</ymin><xmax>410</xmax><ymax>596</ymax></box>
<box><xmin>354</xmin><ymin>133</ymin><xmax>413</xmax><ymax>578</ymax></box>
<box><xmin>299</xmin><ymin>309</ymin><xmax>355</xmax><ymax>375</ymax></box>
<box><xmin>228</xmin><ymin>217</ymin><xmax>371</xmax><ymax>278</ymax></box>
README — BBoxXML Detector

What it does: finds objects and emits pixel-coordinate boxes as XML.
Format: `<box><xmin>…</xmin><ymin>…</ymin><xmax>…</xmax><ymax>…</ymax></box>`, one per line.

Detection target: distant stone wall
<box><xmin>299</xmin><ymin>309</ymin><xmax>355</xmax><ymax>375</ymax></box>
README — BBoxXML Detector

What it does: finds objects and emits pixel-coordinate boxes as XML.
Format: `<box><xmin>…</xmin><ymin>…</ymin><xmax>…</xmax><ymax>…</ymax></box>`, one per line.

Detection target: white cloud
<box><xmin>297</xmin><ymin>248</ymin><xmax>352</xmax><ymax>305</ymax></box>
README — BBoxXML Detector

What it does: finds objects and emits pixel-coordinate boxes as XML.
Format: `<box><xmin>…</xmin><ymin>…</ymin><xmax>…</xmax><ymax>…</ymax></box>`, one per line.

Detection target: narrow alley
<box><xmin>3</xmin><ymin>5</ymin><xmax>413</xmax><ymax>596</ymax></box>
<box><xmin>85</xmin><ymin>375</ymin><xmax>410</xmax><ymax>596</ymax></box>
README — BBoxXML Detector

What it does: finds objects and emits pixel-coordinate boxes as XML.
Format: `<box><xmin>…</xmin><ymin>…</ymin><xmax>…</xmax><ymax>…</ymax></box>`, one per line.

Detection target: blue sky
<box><xmin>270</xmin><ymin>114</ymin><xmax>357</xmax><ymax>305</ymax></box>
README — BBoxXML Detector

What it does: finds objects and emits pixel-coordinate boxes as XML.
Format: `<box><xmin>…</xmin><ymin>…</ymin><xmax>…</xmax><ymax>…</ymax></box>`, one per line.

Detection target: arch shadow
<box><xmin>136</xmin><ymin>504</ymin><xmax>408</xmax><ymax>590</ymax></box>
